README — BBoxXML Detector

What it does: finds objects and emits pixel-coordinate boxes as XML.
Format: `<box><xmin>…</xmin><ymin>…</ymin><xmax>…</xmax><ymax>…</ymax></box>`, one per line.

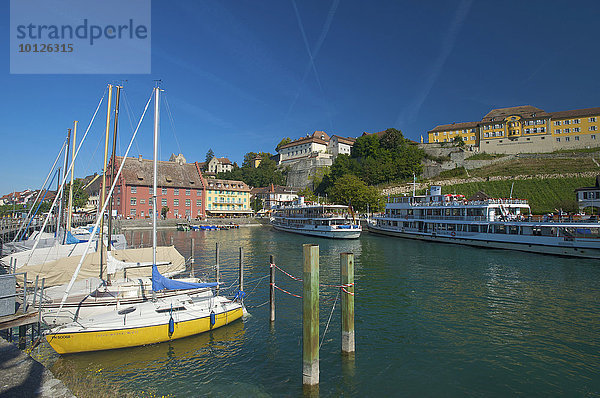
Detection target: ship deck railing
<box><xmin>386</xmin><ymin>199</ymin><xmax>529</xmax><ymax>207</ymax></box>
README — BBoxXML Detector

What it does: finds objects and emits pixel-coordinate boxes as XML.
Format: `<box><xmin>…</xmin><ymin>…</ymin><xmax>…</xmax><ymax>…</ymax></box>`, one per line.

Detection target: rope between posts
<box><xmin>272</xmin><ymin>283</ymin><xmax>302</xmax><ymax>298</ymax></box>
<box><xmin>244</xmin><ymin>274</ymin><xmax>270</xmax><ymax>299</ymax></box>
<box><xmin>247</xmin><ymin>300</ymin><xmax>269</xmax><ymax>309</ymax></box>
<box><xmin>272</xmin><ymin>263</ymin><xmax>355</xmax><ymax>290</ymax></box>
<box><xmin>320</xmin><ymin>289</ymin><xmax>340</xmax><ymax>349</ymax></box>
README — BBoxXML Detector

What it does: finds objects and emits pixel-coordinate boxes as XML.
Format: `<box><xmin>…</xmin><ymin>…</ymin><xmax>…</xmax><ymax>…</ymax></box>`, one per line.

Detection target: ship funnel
<box><xmin>430</xmin><ymin>186</ymin><xmax>442</xmax><ymax>196</ymax></box>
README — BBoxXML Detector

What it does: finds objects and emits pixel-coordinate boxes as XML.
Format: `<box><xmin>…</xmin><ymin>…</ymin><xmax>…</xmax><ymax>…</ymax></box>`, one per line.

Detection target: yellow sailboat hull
<box><xmin>46</xmin><ymin>307</ymin><xmax>244</xmax><ymax>354</ymax></box>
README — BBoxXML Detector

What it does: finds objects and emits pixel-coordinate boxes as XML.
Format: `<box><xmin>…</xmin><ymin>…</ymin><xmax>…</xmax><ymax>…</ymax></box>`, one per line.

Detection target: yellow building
<box><xmin>205</xmin><ymin>178</ymin><xmax>252</xmax><ymax>216</ymax></box>
<box><xmin>427</xmin><ymin>105</ymin><xmax>600</xmax><ymax>154</ymax></box>
<box><xmin>427</xmin><ymin>121</ymin><xmax>479</xmax><ymax>149</ymax></box>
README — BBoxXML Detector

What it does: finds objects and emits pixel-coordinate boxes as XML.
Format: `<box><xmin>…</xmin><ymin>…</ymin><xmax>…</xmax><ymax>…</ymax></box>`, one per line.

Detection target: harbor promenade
<box><xmin>0</xmin><ymin>337</ymin><xmax>74</xmax><ymax>397</ymax></box>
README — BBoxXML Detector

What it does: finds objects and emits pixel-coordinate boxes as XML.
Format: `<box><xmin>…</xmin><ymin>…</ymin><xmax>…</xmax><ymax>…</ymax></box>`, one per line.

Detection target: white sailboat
<box><xmin>45</xmin><ymin>86</ymin><xmax>244</xmax><ymax>354</ymax></box>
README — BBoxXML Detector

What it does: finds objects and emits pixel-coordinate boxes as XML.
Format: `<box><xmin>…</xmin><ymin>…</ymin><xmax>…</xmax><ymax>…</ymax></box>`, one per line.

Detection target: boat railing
<box><xmin>381</xmin><ymin>215</ymin><xmax>487</xmax><ymax>222</ymax></box>
<box><xmin>387</xmin><ymin>198</ymin><xmax>529</xmax><ymax>206</ymax></box>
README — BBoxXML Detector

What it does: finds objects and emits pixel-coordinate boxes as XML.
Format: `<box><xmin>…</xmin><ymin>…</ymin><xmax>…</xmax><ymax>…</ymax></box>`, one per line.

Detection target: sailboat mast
<box><xmin>57</xmin><ymin>128</ymin><xmax>71</xmax><ymax>240</ymax></box>
<box><xmin>107</xmin><ymin>86</ymin><xmax>121</xmax><ymax>251</ymax></box>
<box><xmin>153</xmin><ymin>86</ymin><xmax>160</xmax><ymax>267</ymax></box>
<box><xmin>99</xmin><ymin>84</ymin><xmax>113</xmax><ymax>280</ymax></box>
<box><xmin>66</xmin><ymin>121</ymin><xmax>78</xmax><ymax>232</ymax></box>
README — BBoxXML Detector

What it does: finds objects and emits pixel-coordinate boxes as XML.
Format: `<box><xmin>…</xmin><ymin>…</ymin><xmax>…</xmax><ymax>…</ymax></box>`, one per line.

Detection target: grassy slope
<box><xmin>415</xmin><ymin>155</ymin><xmax>600</xmax><ymax>214</ymax></box>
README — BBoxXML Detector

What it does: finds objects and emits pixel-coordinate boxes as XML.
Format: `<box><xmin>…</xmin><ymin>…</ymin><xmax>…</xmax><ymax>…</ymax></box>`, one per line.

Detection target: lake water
<box><xmin>35</xmin><ymin>226</ymin><xmax>600</xmax><ymax>397</ymax></box>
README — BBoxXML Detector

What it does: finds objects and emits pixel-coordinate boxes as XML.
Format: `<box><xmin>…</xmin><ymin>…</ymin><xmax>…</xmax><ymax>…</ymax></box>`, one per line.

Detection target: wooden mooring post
<box><xmin>269</xmin><ymin>255</ymin><xmax>275</xmax><ymax>322</ymax></box>
<box><xmin>341</xmin><ymin>253</ymin><xmax>355</xmax><ymax>354</ymax></box>
<box><xmin>303</xmin><ymin>244</ymin><xmax>319</xmax><ymax>386</ymax></box>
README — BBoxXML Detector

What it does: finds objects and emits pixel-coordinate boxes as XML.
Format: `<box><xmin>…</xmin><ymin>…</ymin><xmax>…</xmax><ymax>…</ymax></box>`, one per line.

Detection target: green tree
<box><xmin>351</xmin><ymin>134</ymin><xmax>380</xmax><ymax>159</ymax></box>
<box><xmin>218</xmin><ymin>151</ymin><xmax>287</xmax><ymax>188</ymax></box>
<box><xmin>161</xmin><ymin>206</ymin><xmax>169</xmax><ymax>219</ymax></box>
<box><xmin>297</xmin><ymin>187</ymin><xmax>317</xmax><ymax>202</ymax></box>
<box><xmin>276</xmin><ymin>137</ymin><xmax>292</xmax><ymax>151</ymax></box>
<box><xmin>453</xmin><ymin>136</ymin><xmax>465</xmax><ymax>147</ymax></box>
<box><xmin>205</xmin><ymin>149</ymin><xmax>215</xmax><ymax>164</ymax></box>
<box><xmin>326</xmin><ymin>174</ymin><xmax>384</xmax><ymax>212</ymax></box>
<box><xmin>66</xmin><ymin>179</ymin><xmax>90</xmax><ymax>210</ymax></box>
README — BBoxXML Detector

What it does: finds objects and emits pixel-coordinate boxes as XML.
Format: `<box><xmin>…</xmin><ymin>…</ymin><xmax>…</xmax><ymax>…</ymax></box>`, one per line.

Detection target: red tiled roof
<box><xmin>428</xmin><ymin>121</ymin><xmax>479</xmax><ymax>133</ymax></box>
<box><xmin>550</xmin><ymin>107</ymin><xmax>600</xmax><ymax>119</ymax></box>
<box><xmin>481</xmin><ymin>105</ymin><xmax>550</xmax><ymax>121</ymax></box>
<box><xmin>113</xmin><ymin>156</ymin><xmax>203</xmax><ymax>189</ymax></box>
<box><xmin>278</xmin><ymin>131</ymin><xmax>331</xmax><ymax>150</ymax></box>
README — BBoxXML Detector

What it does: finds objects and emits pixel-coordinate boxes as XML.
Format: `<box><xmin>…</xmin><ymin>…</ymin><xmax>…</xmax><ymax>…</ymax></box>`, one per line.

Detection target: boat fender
<box><xmin>168</xmin><ymin>304</ymin><xmax>175</xmax><ymax>336</ymax></box>
<box><xmin>168</xmin><ymin>315</ymin><xmax>175</xmax><ymax>336</ymax></box>
<box><xmin>210</xmin><ymin>311</ymin><xmax>216</xmax><ymax>327</ymax></box>
<box><xmin>451</xmin><ymin>231</ymin><xmax>456</xmax><ymax>237</ymax></box>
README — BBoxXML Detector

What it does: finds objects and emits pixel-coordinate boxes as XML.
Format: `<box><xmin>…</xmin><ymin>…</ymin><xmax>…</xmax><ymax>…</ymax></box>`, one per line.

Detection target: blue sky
<box><xmin>2</xmin><ymin>0</ymin><xmax>600</xmax><ymax>193</ymax></box>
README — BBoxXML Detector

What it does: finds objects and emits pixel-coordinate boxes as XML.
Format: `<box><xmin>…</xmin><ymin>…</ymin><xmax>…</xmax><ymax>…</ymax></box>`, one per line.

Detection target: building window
<box><xmin>540</xmin><ymin>127</ymin><xmax>545</xmax><ymax>132</ymax></box>
<box><xmin>555</xmin><ymin>129</ymin><xmax>561</xmax><ymax>134</ymax></box>
<box><xmin>131</xmin><ymin>186</ymin><xmax>137</xmax><ymax>194</ymax></box>
<box><xmin>117</xmin><ymin>198</ymin><xmax>120</xmax><ymax>206</ymax></box>
<box><xmin>563</xmin><ymin>120</ymin><xmax>570</xmax><ymax>125</ymax></box>
<box><xmin>162</xmin><ymin>188</ymin><xmax>167</xmax><ymax>195</ymax></box>
<box><xmin>197</xmin><ymin>190</ymin><xmax>201</xmax><ymax>196</ymax></box>
<box><xmin>556</xmin><ymin>138</ymin><xmax>561</xmax><ymax>142</ymax></box>
<box><xmin>174</xmin><ymin>209</ymin><xmax>179</xmax><ymax>217</ymax></box>
<box><xmin>185</xmin><ymin>209</ymin><xmax>190</xmax><ymax>217</ymax></box>
<box><xmin>141</xmin><ymin>211</ymin><xmax>144</xmax><ymax>217</ymax></box>
<box><xmin>140</xmin><ymin>199</ymin><xmax>145</xmax><ymax>204</ymax></box>
<box><xmin>185</xmin><ymin>189</ymin><xmax>190</xmax><ymax>196</ymax></box>
<box><xmin>589</xmin><ymin>117</ymin><xmax>596</xmax><ymax>122</ymax></box>
<box><xmin>196</xmin><ymin>199</ymin><xmax>202</xmax><ymax>206</ymax></box>
<box><xmin>130</xmin><ymin>209</ymin><xmax>136</xmax><ymax>216</ymax></box>
<box><xmin>564</xmin><ymin>128</ymin><xmax>570</xmax><ymax>133</ymax></box>
<box><xmin>174</xmin><ymin>199</ymin><xmax>179</xmax><ymax>206</ymax></box>
<box><xmin>574</xmin><ymin>119</ymin><xmax>580</xmax><ymax>124</ymax></box>
<box><xmin>149</xmin><ymin>187</ymin><xmax>153</xmax><ymax>195</ymax></box>
<box><xmin>565</xmin><ymin>136</ymin><xmax>570</xmax><ymax>142</ymax></box>
<box><xmin>162</xmin><ymin>198</ymin><xmax>167</xmax><ymax>206</ymax></box>
<box><xmin>186</xmin><ymin>199</ymin><xmax>191</xmax><ymax>207</ymax></box>
<box><xmin>130</xmin><ymin>198</ymin><xmax>137</xmax><ymax>205</ymax></box>
<box><xmin>590</xmin><ymin>126</ymin><xmax>597</xmax><ymax>131</ymax></box>
<box><xmin>554</xmin><ymin>121</ymin><xmax>561</xmax><ymax>126</ymax></box>
<box><xmin>117</xmin><ymin>186</ymin><xmax>121</xmax><ymax>194</ymax></box>
<box><xmin>575</xmin><ymin>136</ymin><xmax>579</xmax><ymax>141</ymax></box>
<box><xmin>592</xmin><ymin>135</ymin><xmax>596</xmax><ymax>140</ymax></box>
<box><xmin>573</xmin><ymin>128</ymin><xmax>580</xmax><ymax>132</ymax></box>
<box><xmin>174</xmin><ymin>189</ymin><xmax>179</xmax><ymax>196</ymax></box>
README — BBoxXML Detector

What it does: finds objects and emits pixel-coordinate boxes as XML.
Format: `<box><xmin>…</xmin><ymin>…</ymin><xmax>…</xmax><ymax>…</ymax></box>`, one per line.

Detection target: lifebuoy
<box><xmin>451</xmin><ymin>231</ymin><xmax>456</xmax><ymax>237</ymax></box>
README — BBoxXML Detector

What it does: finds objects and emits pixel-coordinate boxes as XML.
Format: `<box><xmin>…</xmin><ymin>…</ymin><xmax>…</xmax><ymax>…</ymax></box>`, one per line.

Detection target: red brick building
<box><xmin>108</xmin><ymin>155</ymin><xmax>207</xmax><ymax>220</ymax></box>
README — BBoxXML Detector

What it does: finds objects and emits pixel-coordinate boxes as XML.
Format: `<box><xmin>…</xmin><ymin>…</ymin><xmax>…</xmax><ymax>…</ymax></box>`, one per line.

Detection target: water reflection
<box><xmin>33</xmin><ymin>227</ymin><xmax>600</xmax><ymax>397</ymax></box>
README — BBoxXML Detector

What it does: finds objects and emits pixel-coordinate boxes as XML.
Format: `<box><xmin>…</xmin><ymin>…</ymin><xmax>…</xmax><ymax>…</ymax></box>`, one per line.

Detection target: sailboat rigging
<box><xmin>45</xmin><ymin>85</ymin><xmax>244</xmax><ymax>354</ymax></box>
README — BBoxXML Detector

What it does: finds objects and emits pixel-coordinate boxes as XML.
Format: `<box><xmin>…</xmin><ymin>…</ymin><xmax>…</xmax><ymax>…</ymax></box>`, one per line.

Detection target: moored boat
<box><xmin>270</xmin><ymin>197</ymin><xmax>362</xmax><ymax>239</ymax></box>
<box><xmin>369</xmin><ymin>185</ymin><xmax>600</xmax><ymax>259</ymax></box>
<box><xmin>45</xmin><ymin>86</ymin><xmax>244</xmax><ymax>353</ymax></box>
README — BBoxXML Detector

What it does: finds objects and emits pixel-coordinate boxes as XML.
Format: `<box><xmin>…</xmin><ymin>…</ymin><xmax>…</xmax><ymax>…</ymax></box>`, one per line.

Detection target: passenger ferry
<box><xmin>270</xmin><ymin>197</ymin><xmax>362</xmax><ymax>239</ymax></box>
<box><xmin>369</xmin><ymin>185</ymin><xmax>600</xmax><ymax>259</ymax></box>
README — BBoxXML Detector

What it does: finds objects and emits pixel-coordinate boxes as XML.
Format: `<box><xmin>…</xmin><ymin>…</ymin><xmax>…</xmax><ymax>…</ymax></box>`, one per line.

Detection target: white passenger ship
<box><xmin>369</xmin><ymin>185</ymin><xmax>600</xmax><ymax>259</ymax></box>
<box><xmin>271</xmin><ymin>197</ymin><xmax>362</xmax><ymax>239</ymax></box>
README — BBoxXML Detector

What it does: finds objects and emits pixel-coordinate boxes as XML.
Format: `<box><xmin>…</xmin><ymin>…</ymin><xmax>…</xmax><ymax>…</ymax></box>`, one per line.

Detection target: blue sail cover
<box><xmin>152</xmin><ymin>264</ymin><xmax>219</xmax><ymax>291</ymax></box>
<box><xmin>65</xmin><ymin>231</ymin><xmax>86</xmax><ymax>244</ymax></box>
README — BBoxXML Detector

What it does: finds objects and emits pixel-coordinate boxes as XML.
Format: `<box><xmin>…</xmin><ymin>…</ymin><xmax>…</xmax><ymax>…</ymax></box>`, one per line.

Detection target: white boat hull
<box><xmin>272</xmin><ymin>223</ymin><xmax>361</xmax><ymax>239</ymax></box>
<box><xmin>368</xmin><ymin>224</ymin><xmax>600</xmax><ymax>259</ymax></box>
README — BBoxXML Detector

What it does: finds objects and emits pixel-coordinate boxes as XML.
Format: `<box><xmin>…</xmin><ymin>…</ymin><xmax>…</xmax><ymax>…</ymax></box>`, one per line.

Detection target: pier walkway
<box><xmin>0</xmin><ymin>337</ymin><xmax>74</xmax><ymax>397</ymax></box>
